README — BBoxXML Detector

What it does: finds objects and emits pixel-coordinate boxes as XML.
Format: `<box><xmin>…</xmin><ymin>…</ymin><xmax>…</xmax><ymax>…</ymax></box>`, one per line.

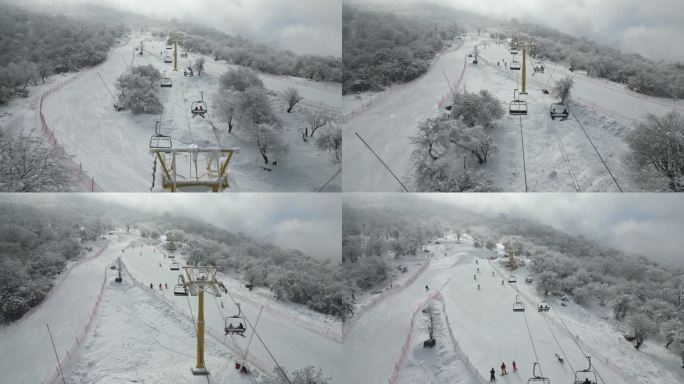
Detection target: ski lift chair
<box><xmin>181</xmin><ymin>52</ymin><xmax>188</xmax><ymax>58</ymax></box>
<box><xmin>160</xmin><ymin>77</ymin><xmax>172</xmax><ymax>87</ymax></box>
<box><xmin>173</xmin><ymin>284</ymin><xmax>188</xmax><ymax>296</ymax></box>
<box><xmin>510</xmin><ymin>47</ymin><xmax>519</xmax><ymax>55</ymax></box>
<box><xmin>574</xmin><ymin>357</ymin><xmax>598</xmax><ymax>384</ymax></box>
<box><xmin>149</xmin><ymin>121</ymin><xmax>172</xmax><ymax>149</ymax></box>
<box><xmin>527</xmin><ymin>363</ymin><xmax>551</xmax><ymax>384</ymax></box>
<box><xmin>508</xmin><ymin>274</ymin><xmax>517</xmax><ymax>283</ymax></box>
<box><xmin>534</xmin><ymin>61</ymin><xmax>545</xmax><ymax>73</ymax></box>
<box><xmin>513</xmin><ymin>295</ymin><xmax>525</xmax><ymax>312</ymax></box>
<box><xmin>191</xmin><ymin>92</ymin><xmax>207</xmax><ymax>118</ymax></box>
<box><xmin>166</xmin><ymin>44</ymin><xmax>172</xmax><ymax>50</ymax></box>
<box><xmin>170</xmin><ymin>262</ymin><xmax>180</xmax><ymax>271</ymax></box>
<box><xmin>550</xmin><ymin>103</ymin><xmax>569</xmax><ymax>121</ymax></box>
<box><xmin>509</xmin><ymin>90</ymin><xmax>528</xmax><ymax>116</ymax></box>
<box><xmin>224</xmin><ymin>304</ymin><xmax>247</xmax><ymax>336</ymax></box>
<box><xmin>164</xmin><ymin>55</ymin><xmax>173</xmax><ymax>64</ymax></box>
<box><xmin>538</xmin><ymin>302</ymin><xmax>550</xmax><ymax>312</ymax></box>
<box><xmin>510</xmin><ymin>60</ymin><xmax>521</xmax><ymax>70</ymax></box>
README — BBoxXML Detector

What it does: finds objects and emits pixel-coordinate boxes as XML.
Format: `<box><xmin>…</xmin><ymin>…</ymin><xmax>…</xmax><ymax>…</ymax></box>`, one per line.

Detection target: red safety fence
<box><xmin>37</xmin><ymin>39</ymin><xmax>135</xmax><ymax>193</ymax></box>
<box><xmin>387</xmin><ymin>291</ymin><xmax>439</xmax><ymax>384</ymax></box>
<box><xmin>38</xmin><ymin>79</ymin><xmax>105</xmax><ymax>192</ymax></box>
<box><xmin>345</xmin><ymin>40</ymin><xmax>466</xmax><ymax>123</ymax></box>
<box><xmin>119</xmin><ymin>259</ymin><xmax>276</xmax><ymax>378</ymax></box>
<box><xmin>435</xmin><ymin>293</ymin><xmax>488</xmax><ymax>383</ymax></box>
<box><xmin>17</xmin><ymin>242</ymin><xmax>110</xmax><ymax>327</ymax></box>
<box><xmin>42</xmin><ymin>267</ymin><xmax>108</xmax><ymax>384</ymax></box>
<box><xmin>343</xmin><ymin>260</ymin><xmax>430</xmax><ymax>338</ymax></box>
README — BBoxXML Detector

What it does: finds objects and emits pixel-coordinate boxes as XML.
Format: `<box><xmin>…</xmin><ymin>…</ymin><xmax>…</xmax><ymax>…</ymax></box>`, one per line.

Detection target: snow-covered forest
<box><xmin>164</xmin><ymin>24</ymin><xmax>342</xmax><ymax>83</ymax></box>
<box><xmin>342</xmin><ymin>4</ymin><xmax>464</xmax><ymax>94</ymax></box>
<box><xmin>342</xmin><ymin>195</ymin><xmax>684</xmax><ymax>371</ymax></box>
<box><xmin>0</xmin><ymin>4</ymin><xmax>125</xmax><ymax>104</ymax></box>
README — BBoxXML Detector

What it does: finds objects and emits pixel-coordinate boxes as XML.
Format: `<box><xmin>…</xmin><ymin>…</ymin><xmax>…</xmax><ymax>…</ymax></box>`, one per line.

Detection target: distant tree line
<box><xmin>509</xmin><ymin>24</ymin><xmax>684</xmax><ymax>99</ymax></box>
<box><xmin>0</xmin><ymin>203</ymin><xmax>110</xmax><ymax>322</ymax></box>
<box><xmin>154</xmin><ymin>23</ymin><xmax>341</xmax><ymax>84</ymax></box>
<box><xmin>342</xmin><ymin>5</ymin><xmax>464</xmax><ymax>94</ymax></box>
<box><xmin>152</xmin><ymin>218</ymin><xmax>353</xmax><ymax>320</ymax></box>
<box><xmin>0</xmin><ymin>5</ymin><xmax>126</xmax><ymax>104</ymax></box>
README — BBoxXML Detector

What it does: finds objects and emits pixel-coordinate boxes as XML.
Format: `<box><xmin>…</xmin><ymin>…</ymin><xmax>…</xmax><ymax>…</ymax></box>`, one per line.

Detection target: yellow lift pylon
<box><xmin>171</xmin><ymin>32</ymin><xmax>178</xmax><ymax>71</ymax></box>
<box><xmin>182</xmin><ymin>265</ymin><xmax>227</xmax><ymax>375</ymax></box>
<box><xmin>511</xmin><ymin>35</ymin><xmax>536</xmax><ymax>95</ymax></box>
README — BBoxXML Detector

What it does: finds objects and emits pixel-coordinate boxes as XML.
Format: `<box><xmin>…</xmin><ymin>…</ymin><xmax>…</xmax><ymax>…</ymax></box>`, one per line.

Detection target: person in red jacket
<box><xmin>512</xmin><ymin>361</ymin><xmax>517</xmax><ymax>372</ymax></box>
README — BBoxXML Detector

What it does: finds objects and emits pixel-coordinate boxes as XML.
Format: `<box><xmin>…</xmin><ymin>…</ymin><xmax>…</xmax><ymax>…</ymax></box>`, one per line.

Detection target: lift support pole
<box><xmin>192</xmin><ymin>288</ymin><xmax>207</xmax><ymax>374</ymax></box>
<box><xmin>173</xmin><ymin>32</ymin><xmax>178</xmax><ymax>72</ymax></box>
<box><xmin>521</xmin><ymin>47</ymin><xmax>528</xmax><ymax>94</ymax></box>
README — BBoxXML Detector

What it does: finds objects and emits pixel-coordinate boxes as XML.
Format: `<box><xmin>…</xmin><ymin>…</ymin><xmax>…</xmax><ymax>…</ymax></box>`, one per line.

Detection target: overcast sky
<box><xmin>358</xmin><ymin>0</ymin><xmax>684</xmax><ymax>62</ymax></box>
<box><xmin>13</xmin><ymin>0</ymin><xmax>341</xmax><ymax>57</ymax></box>
<box><xmin>91</xmin><ymin>194</ymin><xmax>341</xmax><ymax>262</ymax></box>
<box><xmin>420</xmin><ymin>194</ymin><xmax>684</xmax><ymax>266</ymax></box>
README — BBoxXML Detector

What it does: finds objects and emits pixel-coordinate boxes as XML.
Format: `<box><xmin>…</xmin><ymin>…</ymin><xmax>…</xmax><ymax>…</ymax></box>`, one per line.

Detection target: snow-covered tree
<box><xmin>449</xmin><ymin>89</ymin><xmax>504</xmax><ymax>129</ymax></box>
<box><xmin>213</xmin><ymin>89</ymin><xmax>238</xmax><ymax>133</ymax></box>
<box><xmin>253</xmin><ymin>124</ymin><xmax>287</xmax><ymax>166</ymax></box>
<box><xmin>0</xmin><ymin>130</ymin><xmax>79</xmax><ymax>192</ymax></box>
<box><xmin>553</xmin><ymin>76</ymin><xmax>574</xmax><ymax>104</ymax></box>
<box><xmin>302</xmin><ymin>108</ymin><xmax>337</xmax><ymax>139</ymax></box>
<box><xmin>116</xmin><ymin>65</ymin><xmax>162</xmax><ymax>114</ymax></box>
<box><xmin>421</xmin><ymin>301</ymin><xmax>441</xmax><ymax>346</ymax></box>
<box><xmin>626</xmin><ymin>312</ymin><xmax>657</xmax><ymax>349</ymax></box>
<box><xmin>266</xmin><ymin>366</ymin><xmax>330</xmax><ymax>384</ymax></box>
<box><xmin>626</xmin><ymin>112</ymin><xmax>684</xmax><ymax>191</ymax></box>
<box><xmin>219</xmin><ymin>67</ymin><xmax>263</xmax><ymax>92</ymax></box>
<box><xmin>193</xmin><ymin>57</ymin><xmax>205</xmax><ymax>76</ymax></box>
<box><xmin>281</xmin><ymin>86</ymin><xmax>303</xmax><ymax>113</ymax></box>
<box><xmin>316</xmin><ymin>124</ymin><xmax>342</xmax><ymax>161</ymax></box>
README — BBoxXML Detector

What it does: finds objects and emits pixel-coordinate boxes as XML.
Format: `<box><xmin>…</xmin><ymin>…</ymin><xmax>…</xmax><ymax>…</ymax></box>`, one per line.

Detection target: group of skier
<box><xmin>490</xmin><ymin>361</ymin><xmax>517</xmax><ymax>381</ymax></box>
<box><xmin>149</xmin><ymin>282</ymin><xmax>169</xmax><ymax>290</ymax></box>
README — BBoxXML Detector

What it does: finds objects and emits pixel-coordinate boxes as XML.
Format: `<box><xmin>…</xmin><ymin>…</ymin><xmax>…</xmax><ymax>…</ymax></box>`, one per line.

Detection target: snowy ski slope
<box><xmin>343</xmin><ymin>34</ymin><xmax>680</xmax><ymax>192</ymax></box>
<box><xmin>38</xmin><ymin>33</ymin><xmax>341</xmax><ymax>192</ymax></box>
<box><xmin>344</xmin><ymin>234</ymin><xmax>684</xmax><ymax>384</ymax></box>
<box><xmin>0</xmin><ymin>230</ymin><xmax>342</xmax><ymax>383</ymax></box>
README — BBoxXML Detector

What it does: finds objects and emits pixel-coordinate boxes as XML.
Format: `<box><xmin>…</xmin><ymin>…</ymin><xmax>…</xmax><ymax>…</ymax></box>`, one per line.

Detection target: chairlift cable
<box><xmin>539</xmin><ymin>312</ymin><xmax>576</xmax><ymax>373</ymax></box>
<box><xmin>222</xmin><ymin>288</ymin><xmax>294</xmax><ymax>384</ymax></box>
<box><xmin>518</xmin><ymin>116</ymin><xmax>529</xmax><ymax>192</ymax></box>
<box><xmin>550</xmin><ymin>122</ymin><xmax>582</xmax><ymax>192</ymax></box>
<box><xmin>522</xmin><ymin>310</ymin><xmax>546</xmax><ymax>378</ymax></box>
<box><xmin>318</xmin><ymin>168</ymin><xmax>341</xmax><ymax>192</ymax></box>
<box><xmin>552</xmin><ymin>310</ymin><xmax>608</xmax><ymax>384</ymax></box>
<box><xmin>545</xmin><ymin>66</ymin><xmax>622</xmax><ymax>192</ymax></box>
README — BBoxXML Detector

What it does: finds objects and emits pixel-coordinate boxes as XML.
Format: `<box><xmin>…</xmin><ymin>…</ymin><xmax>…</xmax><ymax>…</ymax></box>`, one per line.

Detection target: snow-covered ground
<box><xmin>10</xmin><ymin>32</ymin><xmax>341</xmax><ymax>192</ymax></box>
<box><xmin>342</xmin><ymin>34</ymin><xmax>678</xmax><ymax>191</ymax></box>
<box><xmin>344</xmin><ymin>234</ymin><xmax>684</xmax><ymax>384</ymax></box>
<box><xmin>0</xmin><ymin>230</ymin><xmax>343</xmax><ymax>383</ymax></box>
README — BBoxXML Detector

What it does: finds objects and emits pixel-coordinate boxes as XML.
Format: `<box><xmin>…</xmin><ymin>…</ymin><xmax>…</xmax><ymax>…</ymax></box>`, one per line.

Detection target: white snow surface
<box><xmin>344</xmin><ymin>235</ymin><xmax>684</xmax><ymax>384</ymax></box>
<box><xmin>343</xmin><ymin>34</ymin><xmax>680</xmax><ymax>191</ymax></box>
<box><xmin>0</xmin><ymin>230</ymin><xmax>342</xmax><ymax>383</ymax></box>
<box><xmin>22</xmin><ymin>33</ymin><xmax>341</xmax><ymax>192</ymax></box>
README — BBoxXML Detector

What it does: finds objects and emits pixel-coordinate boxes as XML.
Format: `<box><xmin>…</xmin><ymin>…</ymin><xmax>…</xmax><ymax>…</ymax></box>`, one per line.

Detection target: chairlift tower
<box><xmin>171</xmin><ymin>32</ymin><xmax>178</xmax><ymax>72</ymax></box>
<box><xmin>182</xmin><ymin>266</ymin><xmax>227</xmax><ymax>376</ymax></box>
<box><xmin>511</xmin><ymin>36</ymin><xmax>536</xmax><ymax>95</ymax></box>
<box><xmin>150</xmin><ymin>146</ymin><xmax>240</xmax><ymax>192</ymax></box>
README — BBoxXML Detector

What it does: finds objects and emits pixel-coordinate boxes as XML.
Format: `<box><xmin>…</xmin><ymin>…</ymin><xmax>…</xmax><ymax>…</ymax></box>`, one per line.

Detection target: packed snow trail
<box><xmin>0</xmin><ymin>232</ymin><xmax>134</xmax><ymax>383</ymax></box>
<box><xmin>342</xmin><ymin>38</ymin><xmax>475</xmax><ymax>192</ymax></box>
<box><xmin>343</xmin><ymin>252</ymin><xmax>477</xmax><ymax>384</ymax></box>
<box><xmin>342</xmin><ymin>33</ymin><xmax>682</xmax><ymax>191</ymax></box>
<box><xmin>64</xmin><ymin>267</ymin><xmax>257</xmax><ymax>384</ymax></box>
<box><xmin>345</xmin><ymin>234</ymin><xmax>684</xmax><ymax>384</ymax></box>
<box><xmin>40</xmin><ymin>33</ymin><xmax>341</xmax><ymax>192</ymax></box>
<box><xmin>120</xmin><ymin>241</ymin><xmax>343</xmax><ymax>383</ymax></box>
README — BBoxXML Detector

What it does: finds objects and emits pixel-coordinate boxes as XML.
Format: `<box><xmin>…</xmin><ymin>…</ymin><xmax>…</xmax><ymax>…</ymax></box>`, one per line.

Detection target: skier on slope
<box><xmin>492</xmin><ymin>271</ymin><xmax>495</xmax><ymax>277</ymax></box>
<box><xmin>425</xmin><ymin>285</ymin><xmax>430</xmax><ymax>291</ymax></box>
<box><xmin>477</xmin><ymin>284</ymin><xmax>481</xmax><ymax>290</ymax></box>
<box><xmin>512</xmin><ymin>361</ymin><xmax>517</xmax><ymax>372</ymax></box>
<box><xmin>149</xmin><ymin>283</ymin><xmax>153</xmax><ymax>289</ymax></box>
<box><xmin>501</xmin><ymin>362</ymin><xmax>507</xmax><ymax>375</ymax></box>
<box><xmin>474</xmin><ymin>274</ymin><xmax>477</xmax><ymax>280</ymax></box>
<box><xmin>490</xmin><ymin>368</ymin><xmax>496</xmax><ymax>382</ymax></box>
